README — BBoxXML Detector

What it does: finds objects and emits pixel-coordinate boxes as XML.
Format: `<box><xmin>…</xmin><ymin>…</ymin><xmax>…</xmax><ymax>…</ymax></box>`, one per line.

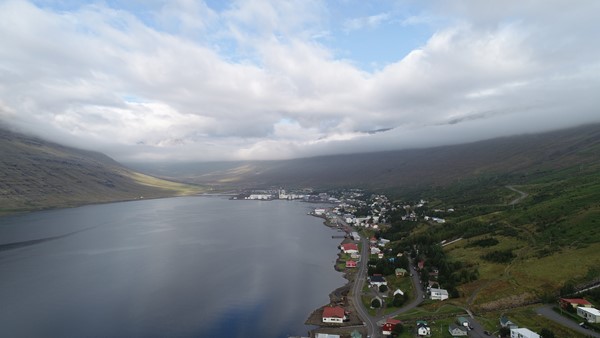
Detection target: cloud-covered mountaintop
<box><xmin>1</xmin><ymin>1</ymin><xmax>599</xmax><ymax>162</ymax></box>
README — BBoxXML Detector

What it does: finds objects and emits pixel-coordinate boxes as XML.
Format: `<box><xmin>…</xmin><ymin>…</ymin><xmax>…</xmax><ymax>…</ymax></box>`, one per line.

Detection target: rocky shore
<box><xmin>303</xmin><ymin>214</ymin><xmax>368</xmax><ymax>338</ymax></box>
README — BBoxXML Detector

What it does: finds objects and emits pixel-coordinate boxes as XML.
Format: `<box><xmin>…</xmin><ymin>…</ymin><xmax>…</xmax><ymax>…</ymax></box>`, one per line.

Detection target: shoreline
<box><xmin>302</xmin><ymin>213</ymin><xmax>368</xmax><ymax>338</ymax></box>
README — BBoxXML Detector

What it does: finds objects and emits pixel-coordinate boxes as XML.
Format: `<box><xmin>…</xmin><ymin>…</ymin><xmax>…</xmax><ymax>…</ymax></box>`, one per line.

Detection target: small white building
<box><xmin>247</xmin><ymin>194</ymin><xmax>271</xmax><ymax>200</ymax></box>
<box><xmin>578</xmin><ymin>307</ymin><xmax>600</xmax><ymax>323</ymax></box>
<box><xmin>368</xmin><ymin>275</ymin><xmax>387</xmax><ymax>287</ymax></box>
<box><xmin>430</xmin><ymin>288</ymin><xmax>449</xmax><ymax>301</ymax></box>
<box><xmin>314</xmin><ymin>208</ymin><xmax>326</xmax><ymax>216</ymax></box>
<box><xmin>316</xmin><ymin>334</ymin><xmax>340</xmax><ymax>338</ymax></box>
<box><xmin>510</xmin><ymin>328</ymin><xmax>540</xmax><ymax>338</ymax></box>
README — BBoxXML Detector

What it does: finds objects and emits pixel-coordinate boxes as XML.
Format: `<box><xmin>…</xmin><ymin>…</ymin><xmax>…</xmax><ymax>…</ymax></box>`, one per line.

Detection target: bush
<box><xmin>481</xmin><ymin>250</ymin><xmax>515</xmax><ymax>263</ymax></box>
<box><xmin>371</xmin><ymin>298</ymin><xmax>381</xmax><ymax>308</ymax></box>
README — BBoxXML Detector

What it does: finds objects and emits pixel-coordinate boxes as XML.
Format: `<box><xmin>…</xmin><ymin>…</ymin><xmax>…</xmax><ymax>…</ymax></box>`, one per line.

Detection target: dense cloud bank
<box><xmin>1</xmin><ymin>0</ymin><xmax>599</xmax><ymax>161</ymax></box>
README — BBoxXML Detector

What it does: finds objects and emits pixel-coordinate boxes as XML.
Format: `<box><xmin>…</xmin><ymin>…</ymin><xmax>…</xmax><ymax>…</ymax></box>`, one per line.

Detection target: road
<box><xmin>351</xmin><ymin>237</ymin><xmax>378</xmax><ymax>337</ymax></box>
<box><xmin>378</xmin><ymin>259</ymin><xmax>424</xmax><ymax>321</ymax></box>
<box><xmin>536</xmin><ymin>305</ymin><xmax>600</xmax><ymax>337</ymax></box>
<box><xmin>350</xmin><ymin>235</ymin><xmax>426</xmax><ymax>338</ymax></box>
<box><xmin>506</xmin><ymin>185</ymin><xmax>529</xmax><ymax>205</ymax></box>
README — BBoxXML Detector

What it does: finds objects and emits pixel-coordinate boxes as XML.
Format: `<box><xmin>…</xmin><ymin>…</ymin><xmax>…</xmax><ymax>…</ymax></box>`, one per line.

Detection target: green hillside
<box><xmin>0</xmin><ymin>128</ymin><xmax>204</xmax><ymax>215</ymax></box>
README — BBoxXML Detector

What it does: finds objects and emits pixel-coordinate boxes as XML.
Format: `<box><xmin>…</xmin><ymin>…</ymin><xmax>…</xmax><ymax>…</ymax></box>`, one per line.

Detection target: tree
<box><xmin>392</xmin><ymin>293</ymin><xmax>406</xmax><ymax>307</ymax></box>
<box><xmin>540</xmin><ymin>328</ymin><xmax>555</xmax><ymax>338</ymax></box>
<box><xmin>379</xmin><ymin>284</ymin><xmax>388</xmax><ymax>293</ymax></box>
<box><xmin>371</xmin><ymin>298</ymin><xmax>381</xmax><ymax>308</ymax></box>
<box><xmin>391</xmin><ymin>323</ymin><xmax>404</xmax><ymax>337</ymax></box>
<box><xmin>498</xmin><ymin>327</ymin><xmax>510</xmax><ymax>338</ymax></box>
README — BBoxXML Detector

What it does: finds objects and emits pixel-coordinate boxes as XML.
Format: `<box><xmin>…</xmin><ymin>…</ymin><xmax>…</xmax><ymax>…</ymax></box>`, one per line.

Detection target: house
<box><xmin>500</xmin><ymin>316</ymin><xmax>517</xmax><ymax>329</ymax></box>
<box><xmin>377</xmin><ymin>252</ymin><xmax>384</xmax><ymax>259</ymax></box>
<box><xmin>382</xmin><ymin>318</ymin><xmax>402</xmax><ymax>335</ymax></box>
<box><xmin>346</xmin><ymin>260</ymin><xmax>357</xmax><ymax>268</ymax></box>
<box><xmin>316</xmin><ymin>334</ymin><xmax>340</xmax><ymax>338</ymax></box>
<box><xmin>577</xmin><ymin>307</ymin><xmax>600</xmax><ymax>323</ymax></box>
<box><xmin>416</xmin><ymin>321</ymin><xmax>431</xmax><ymax>336</ymax></box>
<box><xmin>448</xmin><ymin>324</ymin><xmax>468</xmax><ymax>336</ymax></box>
<box><xmin>341</xmin><ymin>243</ymin><xmax>359</xmax><ymax>254</ymax></box>
<box><xmin>322</xmin><ymin>306</ymin><xmax>346</xmax><ymax>323</ymax></box>
<box><xmin>379</xmin><ymin>238</ymin><xmax>391</xmax><ymax>246</ymax></box>
<box><xmin>417</xmin><ymin>260</ymin><xmax>425</xmax><ymax>270</ymax></box>
<box><xmin>430</xmin><ymin>288</ymin><xmax>449</xmax><ymax>301</ymax></box>
<box><xmin>369</xmin><ymin>275</ymin><xmax>388</xmax><ymax>287</ymax></box>
<box><xmin>457</xmin><ymin>316</ymin><xmax>469</xmax><ymax>328</ymax></box>
<box><xmin>351</xmin><ymin>232</ymin><xmax>361</xmax><ymax>241</ymax></box>
<box><xmin>314</xmin><ymin>208</ymin><xmax>326</xmax><ymax>216</ymax></box>
<box><xmin>393</xmin><ymin>289</ymin><xmax>404</xmax><ymax>296</ymax></box>
<box><xmin>510</xmin><ymin>328</ymin><xmax>540</xmax><ymax>338</ymax></box>
<box><xmin>370</xmin><ymin>246</ymin><xmax>381</xmax><ymax>255</ymax></box>
<box><xmin>560</xmin><ymin>298</ymin><xmax>593</xmax><ymax>309</ymax></box>
<box><xmin>395</xmin><ymin>268</ymin><xmax>408</xmax><ymax>277</ymax></box>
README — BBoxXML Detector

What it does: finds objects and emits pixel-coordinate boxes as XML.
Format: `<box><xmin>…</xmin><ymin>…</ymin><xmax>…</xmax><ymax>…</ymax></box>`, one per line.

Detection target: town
<box><xmin>266</xmin><ymin>188</ymin><xmax>600</xmax><ymax>338</ymax></box>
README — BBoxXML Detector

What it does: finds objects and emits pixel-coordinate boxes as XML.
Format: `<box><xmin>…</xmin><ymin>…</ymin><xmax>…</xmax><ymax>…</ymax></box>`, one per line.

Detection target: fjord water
<box><xmin>0</xmin><ymin>197</ymin><xmax>345</xmax><ymax>338</ymax></box>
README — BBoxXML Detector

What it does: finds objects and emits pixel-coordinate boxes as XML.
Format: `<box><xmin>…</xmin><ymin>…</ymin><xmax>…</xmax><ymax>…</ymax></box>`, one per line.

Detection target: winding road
<box><xmin>506</xmin><ymin>185</ymin><xmax>529</xmax><ymax>205</ymax></box>
<box><xmin>350</xmin><ymin>236</ymin><xmax>425</xmax><ymax>338</ymax></box>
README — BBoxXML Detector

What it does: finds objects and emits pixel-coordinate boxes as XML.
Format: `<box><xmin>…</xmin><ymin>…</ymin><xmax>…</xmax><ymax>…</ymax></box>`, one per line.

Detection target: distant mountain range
<box><xmin>0</xmin><ymin>128</ymin><xmax>201</xmax><ymax>214</ymax></box>
<box><xmin>129</xmin><ymin>123</ymin><xmax>600</xmax><ymax>192</ymax></box>
<box><xmin>3</xmin><ymin>123</ymin><xmax>599</xmax><ymax>214</ymax></box>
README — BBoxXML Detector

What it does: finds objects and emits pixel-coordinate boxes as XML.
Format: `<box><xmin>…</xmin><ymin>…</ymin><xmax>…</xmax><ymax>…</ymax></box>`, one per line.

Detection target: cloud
<box><xmin>1</xmin><ymin>0</ymin><xmax>599</xmax><ymax>162</ymax></box>
<box><xmin>343</xmin><ymin>13</ymin><xmax>390</xmax><ymax>33</ymax></box>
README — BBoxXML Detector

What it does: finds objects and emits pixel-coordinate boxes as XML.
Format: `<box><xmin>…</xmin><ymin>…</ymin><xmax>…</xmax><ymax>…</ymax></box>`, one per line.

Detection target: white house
<box><xmin>316</xmin><ymin>334</ymin><xmax>341</xmax><ymax>338</ymax></box>
<box><xmin>393</xmin><ymin>289</ymin><xmax>404</xmax><ymax>296</ymax></box>
<box><xmin>314</xmin><ymin>208</ymin><xmax>326</xmax><ymax>216</ymax></box>
<box><xmin>322</xmin><ymin>306</ymin><xmax>346</xmax><ymax>323</ymax></box>
<box><xmin>368</xmin><ymin>275</ymin><xmax>387</xmax><ymax>287</ymax></box>
<box><xmin>416</xmin><ymin>321</ymin><xmax>431</xmax><ymax>336</ymax></box>
<box><xmin>341</xmin><ymin>243</ymin><xmax>359</xmax><ymax>254</ymax></box>
<box><xmin>430</xmin><ymin>288</ymin><xmax>449</xmax><ymax>301</ymax></box>
<box><xmin>370</xmin><ymin>246</ymin><xmax>381</xmax><ymax>255</ymax></box>
<box><xmin>448</xmin><ymin>324</ymin><xmax>468</xmax><ymax>336</ymax></box>
<box><xmin>510</xmin><ymin>328</ymin><xmax>540</xmax><ymax>338</ymax></box>
<box><xmin>577</xmin><ymin>307</ymin><xmax>600</xmax><ymax>323</ymax></box>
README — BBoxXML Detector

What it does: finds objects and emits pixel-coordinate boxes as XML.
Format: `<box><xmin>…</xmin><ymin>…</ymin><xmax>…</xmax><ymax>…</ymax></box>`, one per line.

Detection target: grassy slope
<box><xmin>377</xmin><ymin>158</ymin><xmax>599</xmax><ymax>336</ymax></box>
<box><xmin>0</xmin><ymin>128</ymin><xmax>204</xmax><ymax>214</ymax></box>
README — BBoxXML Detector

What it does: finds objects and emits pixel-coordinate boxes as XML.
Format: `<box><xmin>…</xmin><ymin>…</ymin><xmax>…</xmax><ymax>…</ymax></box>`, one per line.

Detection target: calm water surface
<box><xmin>0</xmin><ymin>197</ymin><xmax>345</xmax><ymax>337</ymax></box>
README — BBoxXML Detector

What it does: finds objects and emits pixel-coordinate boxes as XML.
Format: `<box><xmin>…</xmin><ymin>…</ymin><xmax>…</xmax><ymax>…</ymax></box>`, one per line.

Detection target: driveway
<box><xmin>536</xmin><ymin>305</ymin><xmax>600</xmax><ymax>337</ymax></box>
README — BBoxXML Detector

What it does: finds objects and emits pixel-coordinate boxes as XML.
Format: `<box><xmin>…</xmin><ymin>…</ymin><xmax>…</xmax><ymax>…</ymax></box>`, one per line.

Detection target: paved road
<box><xmin>378</xmin><ymin>258</ymin><xmax>424</xmax><ymax>321</ymax></box>
<box><xmin>351</xmin><ymin>237</ymin><xmax>378</xmax><ymax>337</ymax></box>
<box><xmin>536</xmin><ymin>305</ymin><xmax>600</xmax><ymax>337</ymax></box>
<box><xmin>350</xmin><ymin>236</ymin><xmax>426</xmax><ymax>337</ymax></box>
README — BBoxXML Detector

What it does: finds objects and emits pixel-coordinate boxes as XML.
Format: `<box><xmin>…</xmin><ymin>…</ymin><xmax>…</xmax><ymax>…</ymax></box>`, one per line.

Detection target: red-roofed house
<box><xmin>346</xmin><ymin>260</ymin><xmax>357</xmax><ymax>268</ymax></box>
<box><xmin>341</xmin><ymin>243</ymin><xmax>359</xmax><ymax>254</ymax></box>
<box><xmin>417</xmin><ymin>260</ymin><xmax>425</xmax><ymax>271</ymax></box>
<box><xmin>559</xmin><ymin>298</ymin><xmax>593</xmax><ymax>309</ymax></box>
<box><xmin>382</xmin><ymin>318</ymin><xmax>402</xmax><ymax>335</ymax></box>
<box><xmin>322</xmin><ymin>306</ymin><xmax>346</xmax><ymax>323</ymax></box>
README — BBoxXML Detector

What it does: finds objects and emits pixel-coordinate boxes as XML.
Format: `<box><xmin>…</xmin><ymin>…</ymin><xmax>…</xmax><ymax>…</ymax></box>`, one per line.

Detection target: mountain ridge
<box><xmin>128</xmin><ymin>123</ymin><xmax>600</xmax><ymax>191</ymax></box>
<box><xmin>0</xmin><ymin>128</ymin><xmax>202</xmax><ymax>214</ymax></box>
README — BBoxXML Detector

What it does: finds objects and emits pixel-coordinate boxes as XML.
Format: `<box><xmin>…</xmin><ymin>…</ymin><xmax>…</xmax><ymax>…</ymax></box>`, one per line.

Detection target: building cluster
<box><xmin>560</xmin><ymin>297</ymin><xmax>600</xmax><ymax>323</ymax></box>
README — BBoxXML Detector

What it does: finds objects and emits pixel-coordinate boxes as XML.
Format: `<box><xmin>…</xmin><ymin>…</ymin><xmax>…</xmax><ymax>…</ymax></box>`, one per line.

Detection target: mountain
<box><xmin>0</xmin><ymin>128</ymin><xmax>202</xmax><ymax>215</ymax></box>
<box><xmin>128</xmin><ymin>123</ymin><xmax>600</xmax><ymax>192</ymax></box>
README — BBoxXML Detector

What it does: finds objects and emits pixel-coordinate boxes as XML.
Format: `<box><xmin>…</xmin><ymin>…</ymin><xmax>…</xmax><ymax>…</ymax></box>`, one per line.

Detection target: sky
<box><xmin>1</xmin><ymin>0</ymin><xmax>599</xmax><ymax>162</ymax></box>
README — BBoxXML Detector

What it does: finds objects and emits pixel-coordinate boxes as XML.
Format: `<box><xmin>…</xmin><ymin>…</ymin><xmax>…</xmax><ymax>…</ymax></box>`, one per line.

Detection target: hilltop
<box><xmin>0</xmin><ymin>128</ymin><xmax>203</xmax><ymax>215</ymax></box>
<box><xmin>127</xmin><ymin>123</ymin><xmax>600</xmax><ymax>193</ymax></box>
